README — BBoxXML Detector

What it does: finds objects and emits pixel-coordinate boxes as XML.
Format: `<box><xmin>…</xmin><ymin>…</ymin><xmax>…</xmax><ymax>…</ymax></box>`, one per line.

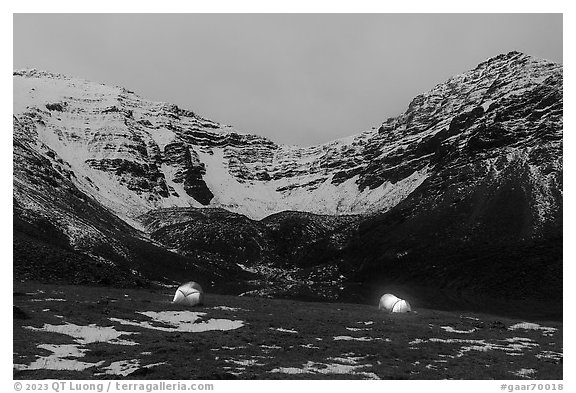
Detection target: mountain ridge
<box><xmin>13</xmin><ymin>51</ymin><xmax>559</xmax><ymax>148</ymax></box>
<box><xmin>15</xmin><ymin>51</ymin><xmax>560</xmax><ymax>222</ymax></box>
<box><xmin>13</xmin><ymin>51</ymin><xmax>563</xmax><ymax>309</ymax></box>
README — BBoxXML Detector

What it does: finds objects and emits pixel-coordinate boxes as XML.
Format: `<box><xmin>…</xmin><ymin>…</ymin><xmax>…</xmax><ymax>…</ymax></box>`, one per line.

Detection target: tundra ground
<box><xmin>13</xmin><ymin>281</ymin><xmax>562</xmax><ymax>380</ymax></box>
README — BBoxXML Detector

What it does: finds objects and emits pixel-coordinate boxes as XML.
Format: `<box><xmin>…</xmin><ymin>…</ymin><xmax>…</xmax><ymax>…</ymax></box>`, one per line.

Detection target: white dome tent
<box><xmin>172</xmin><ymin>281</ymin><xmax>204</xmax><ymax>306</ymax></box>
<box><xmin>378</xmin><ymin>293</ymin><xmax>411</xmax><ymax>313</ymax></box>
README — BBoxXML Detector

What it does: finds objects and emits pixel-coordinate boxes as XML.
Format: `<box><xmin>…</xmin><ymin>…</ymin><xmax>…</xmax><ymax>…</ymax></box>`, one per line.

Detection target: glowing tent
<box><xmin>172</xmin><ymin>281</ymin><xmax>204</xmax><ymax>306</ymax></box>
<box><xmin>378</xmin><ymin>293</ymin><xmax>411</xmax><ymax>313</ymax></box>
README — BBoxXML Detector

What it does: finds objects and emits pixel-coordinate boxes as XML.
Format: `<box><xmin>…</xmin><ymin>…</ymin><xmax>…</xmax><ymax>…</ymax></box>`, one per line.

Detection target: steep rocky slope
<box><xmin>13</xmin><ymin>116</ymin><xmax>242</xmax><ymax>287</ymax></box>
<box><xmin>340</xmin><ymin>52</ymin><xmax>562</xmax><ymax>306</ymax></box>
<box><xmin>13</xmin><ymin>51</ymin><xmax>562</xmax><ymax>309</ymax></box>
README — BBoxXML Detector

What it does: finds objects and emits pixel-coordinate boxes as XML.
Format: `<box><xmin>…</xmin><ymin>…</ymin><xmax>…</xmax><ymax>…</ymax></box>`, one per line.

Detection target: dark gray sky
<box><xmin>13</xmin><ymin>14</ymin><xmax>562</xmax><ymax>146</ymax></box>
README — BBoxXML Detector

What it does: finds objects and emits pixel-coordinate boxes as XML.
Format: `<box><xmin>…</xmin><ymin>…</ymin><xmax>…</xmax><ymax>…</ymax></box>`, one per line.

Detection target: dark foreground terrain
<box><xmin>13</xmin><ymin>281</ymin><xmax>562</xmax><ymax>380</ymax></box>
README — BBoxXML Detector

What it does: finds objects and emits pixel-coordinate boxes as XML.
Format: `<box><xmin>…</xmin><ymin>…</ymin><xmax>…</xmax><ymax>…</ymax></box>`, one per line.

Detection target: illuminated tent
<box><xmin>172</xmin><ymin>281</ymin><xmax>204</xmax><ymax>306</ymax></box>
<box><xmin>378</xmin><ymin>293</ymin><xmax>411</xmax><ymax>313</ymax></box>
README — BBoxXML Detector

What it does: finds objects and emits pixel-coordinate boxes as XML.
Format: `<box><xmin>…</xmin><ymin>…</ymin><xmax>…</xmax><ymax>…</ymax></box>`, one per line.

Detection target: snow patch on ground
<box><xmin>211</xmin><ymin>306</ymin><xmax>250</xmax><ymax>312</ymax></box>
<box><xmin>414</xmin><ymin>337</ymin><xmax>539</xmax><ymax>358</ymax></box>
<box><xmin>346</xmin><ymin>327</ymin><xmax>371</xmax><ymax>332</ymax></box>
<box><xmin>460</xmin><ymin>315</ymin><xmax>480</xmax><ymax>321</ymax></box>
<box><xmin>509</xmin><ymin>322</ymin><xmax>557</xmax><ymax>337</ymax></box>
<box><xmin>25</xmin><ymin>322</ymin><xmax>139</xmax><ymax>345</ymax></box>
<box><xmin>333</xmin><ymin>336</ymin><xmax>387</xmax><ymax>342</ymax></box>
<box><xmin>96</xmin><ymin>360</ymin><xmax>166</xmax><ymax>376</ymax></box>
<box><xmin>110</xmin><ymin>311</ymin><xmax>244</xmax><ymax>332</ymax></box>
<box><xmin>13</xmin><ymin>344</ymin><xmax>104</xmax><ymax>372</ymax></box>
<box><xmin>260</xmin><ymin>345</ymin><xmax>282</xmax><ymax>350</ymax></box>
<box><xmin>269</xmin><ymin>359</ymin><xmax>379</xmax><ymax>379</ymax></box>
<box><xmin>269</xmin><ymin>327</ymin><xmax>298</xmax><ymax>334</ymax></box>
<box><xmin>440</xmin><ymin>326</ymin><xmax>476</xmax><ymax>334</ymax></box>
<box><xmin>30</xmin><ymin>298</ymin><xmax>66</xmax><ymax>302</ymax></box>
<box><xmin>25</xmin><ymin>290</ymin><xmax>46</xmax><ymax>295</ymax></box>
<box><xmin>535</xmin><ymin>351</ymin><xmax>562</xmax><ymax>362</ymax></box>
<box><xmin>225</xmin><ymin>358</ymin><xmax>265</xmax><ymax>367</ymax></box>
<box><xmin>97</xmin><ymin>359</ymin><xmax>139</xmax><ymax>376</ymax></box>
<box><xmin>328</xmin><ymin>356</ymin><xmax>368</xmax><ymax>365</ymax></box>
<box><xmin>510</xmin><ymin>368</ymin><xmax>536</xmax><ymax>379</ymax></box>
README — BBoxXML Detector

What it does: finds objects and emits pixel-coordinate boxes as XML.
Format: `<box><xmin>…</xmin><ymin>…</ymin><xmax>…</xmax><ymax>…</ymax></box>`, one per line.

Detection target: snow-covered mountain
<box><xmin>13</xmin><ymin>52</ymin><xmax>561</xmax><ymax>223</ymax></box>
<box><xmin>13</xmin><ymin>51</ymin><xmax>563</xmax><ymax>306</ymax></box>
<box><xmin>13</xmin><ymin>68</ymin><xmax>421</xmax><ymax>221</ymax></box>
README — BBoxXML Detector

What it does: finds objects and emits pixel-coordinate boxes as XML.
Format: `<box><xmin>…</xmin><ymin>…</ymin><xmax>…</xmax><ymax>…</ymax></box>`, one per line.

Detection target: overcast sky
<box><xmin>13</xmin><ymin>14</ymin><xmax>562</xmax><ymax>146</ymax></box>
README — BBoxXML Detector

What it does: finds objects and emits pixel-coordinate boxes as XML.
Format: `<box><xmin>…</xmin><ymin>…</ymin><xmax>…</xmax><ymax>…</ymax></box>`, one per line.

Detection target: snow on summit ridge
<box><xmin>13</xmin><ymin>52</ymin><xmax>562</xmax><ymax>224</ymax></box>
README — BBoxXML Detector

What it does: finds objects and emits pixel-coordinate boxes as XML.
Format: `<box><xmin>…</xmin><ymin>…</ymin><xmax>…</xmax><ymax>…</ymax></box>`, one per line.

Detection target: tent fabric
<box><xmin>378</xmin><ymin>293</ymin><xmax>411</xmax><ymax>313</ymax></box>
<box><xmin>172</xmin><ymin>281</ymin><xmax>204</xmax><ymax>306</ymax></box>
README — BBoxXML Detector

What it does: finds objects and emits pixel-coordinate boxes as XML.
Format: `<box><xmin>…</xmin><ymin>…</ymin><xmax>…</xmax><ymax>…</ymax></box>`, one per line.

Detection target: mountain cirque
<box><xmin>13</xmin><ymin>51</ymin><xmax>562</xmax><ymax>315</ymax></box>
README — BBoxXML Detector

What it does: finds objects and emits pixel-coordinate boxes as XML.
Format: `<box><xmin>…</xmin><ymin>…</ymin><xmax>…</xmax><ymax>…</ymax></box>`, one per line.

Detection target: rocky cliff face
<box><xmin>13</xmin><ymin>52</ymin><xmax>562</xmax><ymax>308</ymax></box>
